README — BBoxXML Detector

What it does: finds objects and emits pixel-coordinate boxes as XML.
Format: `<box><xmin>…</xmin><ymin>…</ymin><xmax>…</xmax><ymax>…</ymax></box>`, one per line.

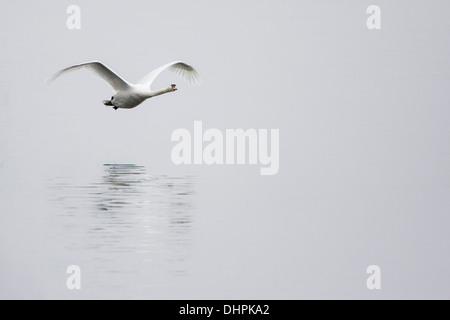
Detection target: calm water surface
<box><xmin>46</xmin><ymin>164</ymin><xmax>195</xmax><ymax>297</ymax></box>
<box><xmin>1</xmin><ymin>1</ymin><xmax>450</xmax><ymax>299</ymax></box>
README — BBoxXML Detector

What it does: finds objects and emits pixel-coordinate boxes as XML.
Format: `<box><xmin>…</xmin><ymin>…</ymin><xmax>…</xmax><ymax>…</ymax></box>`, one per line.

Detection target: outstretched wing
<box><xmin>137</xmin><ymin>61</ymin><xmax>201</xmax><ymax>90</ymax></box>
<box><xmin>47</xmin><ymin>61</ymin><xmax>130</xmax><ymax>91</ymax></box>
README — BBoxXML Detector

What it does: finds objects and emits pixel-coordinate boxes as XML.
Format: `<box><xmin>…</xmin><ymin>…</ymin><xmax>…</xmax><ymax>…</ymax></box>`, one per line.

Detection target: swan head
<box><xmin>171</xmin><ymin>84</ymin><xmax>177</xmax><ymax>91</ymax></box>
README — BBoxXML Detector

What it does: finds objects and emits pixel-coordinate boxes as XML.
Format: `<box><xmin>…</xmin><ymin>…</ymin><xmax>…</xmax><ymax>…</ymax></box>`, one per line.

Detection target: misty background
<box><xmin>0</xmin><ymin>0</ymin><xmax>449</xmax><ymax>299</ymax></box>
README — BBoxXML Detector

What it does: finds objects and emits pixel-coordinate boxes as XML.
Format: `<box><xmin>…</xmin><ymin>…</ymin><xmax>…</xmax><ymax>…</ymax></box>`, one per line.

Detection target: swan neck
<box><xmin>149</xmin><ymin>87</ymin><xmax>172</xmax><ymax>98</ymax></box>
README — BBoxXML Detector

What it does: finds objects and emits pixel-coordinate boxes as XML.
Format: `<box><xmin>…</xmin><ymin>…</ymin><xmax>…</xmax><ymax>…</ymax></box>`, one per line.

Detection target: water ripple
<box><xmin>47</xmin><ymin>164</ymin><xmax>195</xmax><ymax>293</ymax></box>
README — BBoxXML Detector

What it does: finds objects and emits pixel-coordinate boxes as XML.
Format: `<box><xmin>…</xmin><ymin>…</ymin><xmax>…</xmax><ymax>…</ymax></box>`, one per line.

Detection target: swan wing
<box><xmin>47</xmin><ymin>61</ymin><xmax>130</xmax><ymax>91</ymax></box>
<box><xmin>137</xmin><ymin>61</ymin><xmax>200</xmax><ymax>90</ymax></box>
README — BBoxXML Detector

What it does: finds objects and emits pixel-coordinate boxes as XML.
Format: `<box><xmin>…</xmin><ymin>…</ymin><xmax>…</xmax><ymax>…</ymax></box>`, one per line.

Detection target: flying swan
<box><xmin>48</xmin><ymin>61</ymin><xmax>200</xmax><ymax>110</ymax></box>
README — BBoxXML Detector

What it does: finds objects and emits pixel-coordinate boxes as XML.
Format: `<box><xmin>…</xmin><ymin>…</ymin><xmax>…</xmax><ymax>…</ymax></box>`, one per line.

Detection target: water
<box><xmin>1</xmin><ymin>1</ymin><xmax>450</xmax><ymax>299</ymax></box>
<box><xmin>1</xmin><ymin>161</ymin><xmax>198</xmax><ymax>299</ymax></box>
<box><xmin>47</xmin><ymin>164</ymin><xmax>195</xmax><ymax>295</ymax></box>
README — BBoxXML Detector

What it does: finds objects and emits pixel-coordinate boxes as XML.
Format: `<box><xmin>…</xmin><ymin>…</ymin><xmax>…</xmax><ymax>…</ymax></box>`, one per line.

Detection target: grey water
<box><xmin>48</xmin><ymin>164</ymin><xmax>195</xmax><ymax>293</ymax></box>
<box><xmin>1</xmin><ymin>1</ymin><xmax>450</xmax><ymax>299</ymax></box>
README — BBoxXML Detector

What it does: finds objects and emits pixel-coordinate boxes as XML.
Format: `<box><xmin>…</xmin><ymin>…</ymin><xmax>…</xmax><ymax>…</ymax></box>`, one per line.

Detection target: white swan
<box><xmin>48</xmin><ymin>61</ymin><xmax>200</xmax><ymax>110</ymax></box>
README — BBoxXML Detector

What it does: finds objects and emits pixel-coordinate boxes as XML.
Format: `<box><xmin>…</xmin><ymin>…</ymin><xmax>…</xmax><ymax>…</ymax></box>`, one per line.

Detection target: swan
<box><xmin>48</xmin><ymin>61</ymin><xmax>200</xmax><ymax>110</ymax></box>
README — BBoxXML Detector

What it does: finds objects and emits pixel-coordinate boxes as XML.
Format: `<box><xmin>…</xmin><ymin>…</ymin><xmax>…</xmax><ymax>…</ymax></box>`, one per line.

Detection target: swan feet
<box><xmin>103</xmin><ymin>99</ymin><xmax>118</xmax><ymax>110</ymax></box>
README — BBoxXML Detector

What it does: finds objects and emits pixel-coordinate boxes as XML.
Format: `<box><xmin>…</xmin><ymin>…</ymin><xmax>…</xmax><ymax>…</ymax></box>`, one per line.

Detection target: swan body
<box><xmin>48</xmin><ymin>61</ymin><xmax>200</xmax><ymax>110</ymax></box>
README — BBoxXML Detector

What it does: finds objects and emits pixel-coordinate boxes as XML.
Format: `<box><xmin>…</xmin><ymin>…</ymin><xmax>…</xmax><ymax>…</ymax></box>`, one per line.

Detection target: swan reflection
<box><xmin>48</xmin><ymin>164</ymin><xmax>195</xmax><ymax>290</ymax></box>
